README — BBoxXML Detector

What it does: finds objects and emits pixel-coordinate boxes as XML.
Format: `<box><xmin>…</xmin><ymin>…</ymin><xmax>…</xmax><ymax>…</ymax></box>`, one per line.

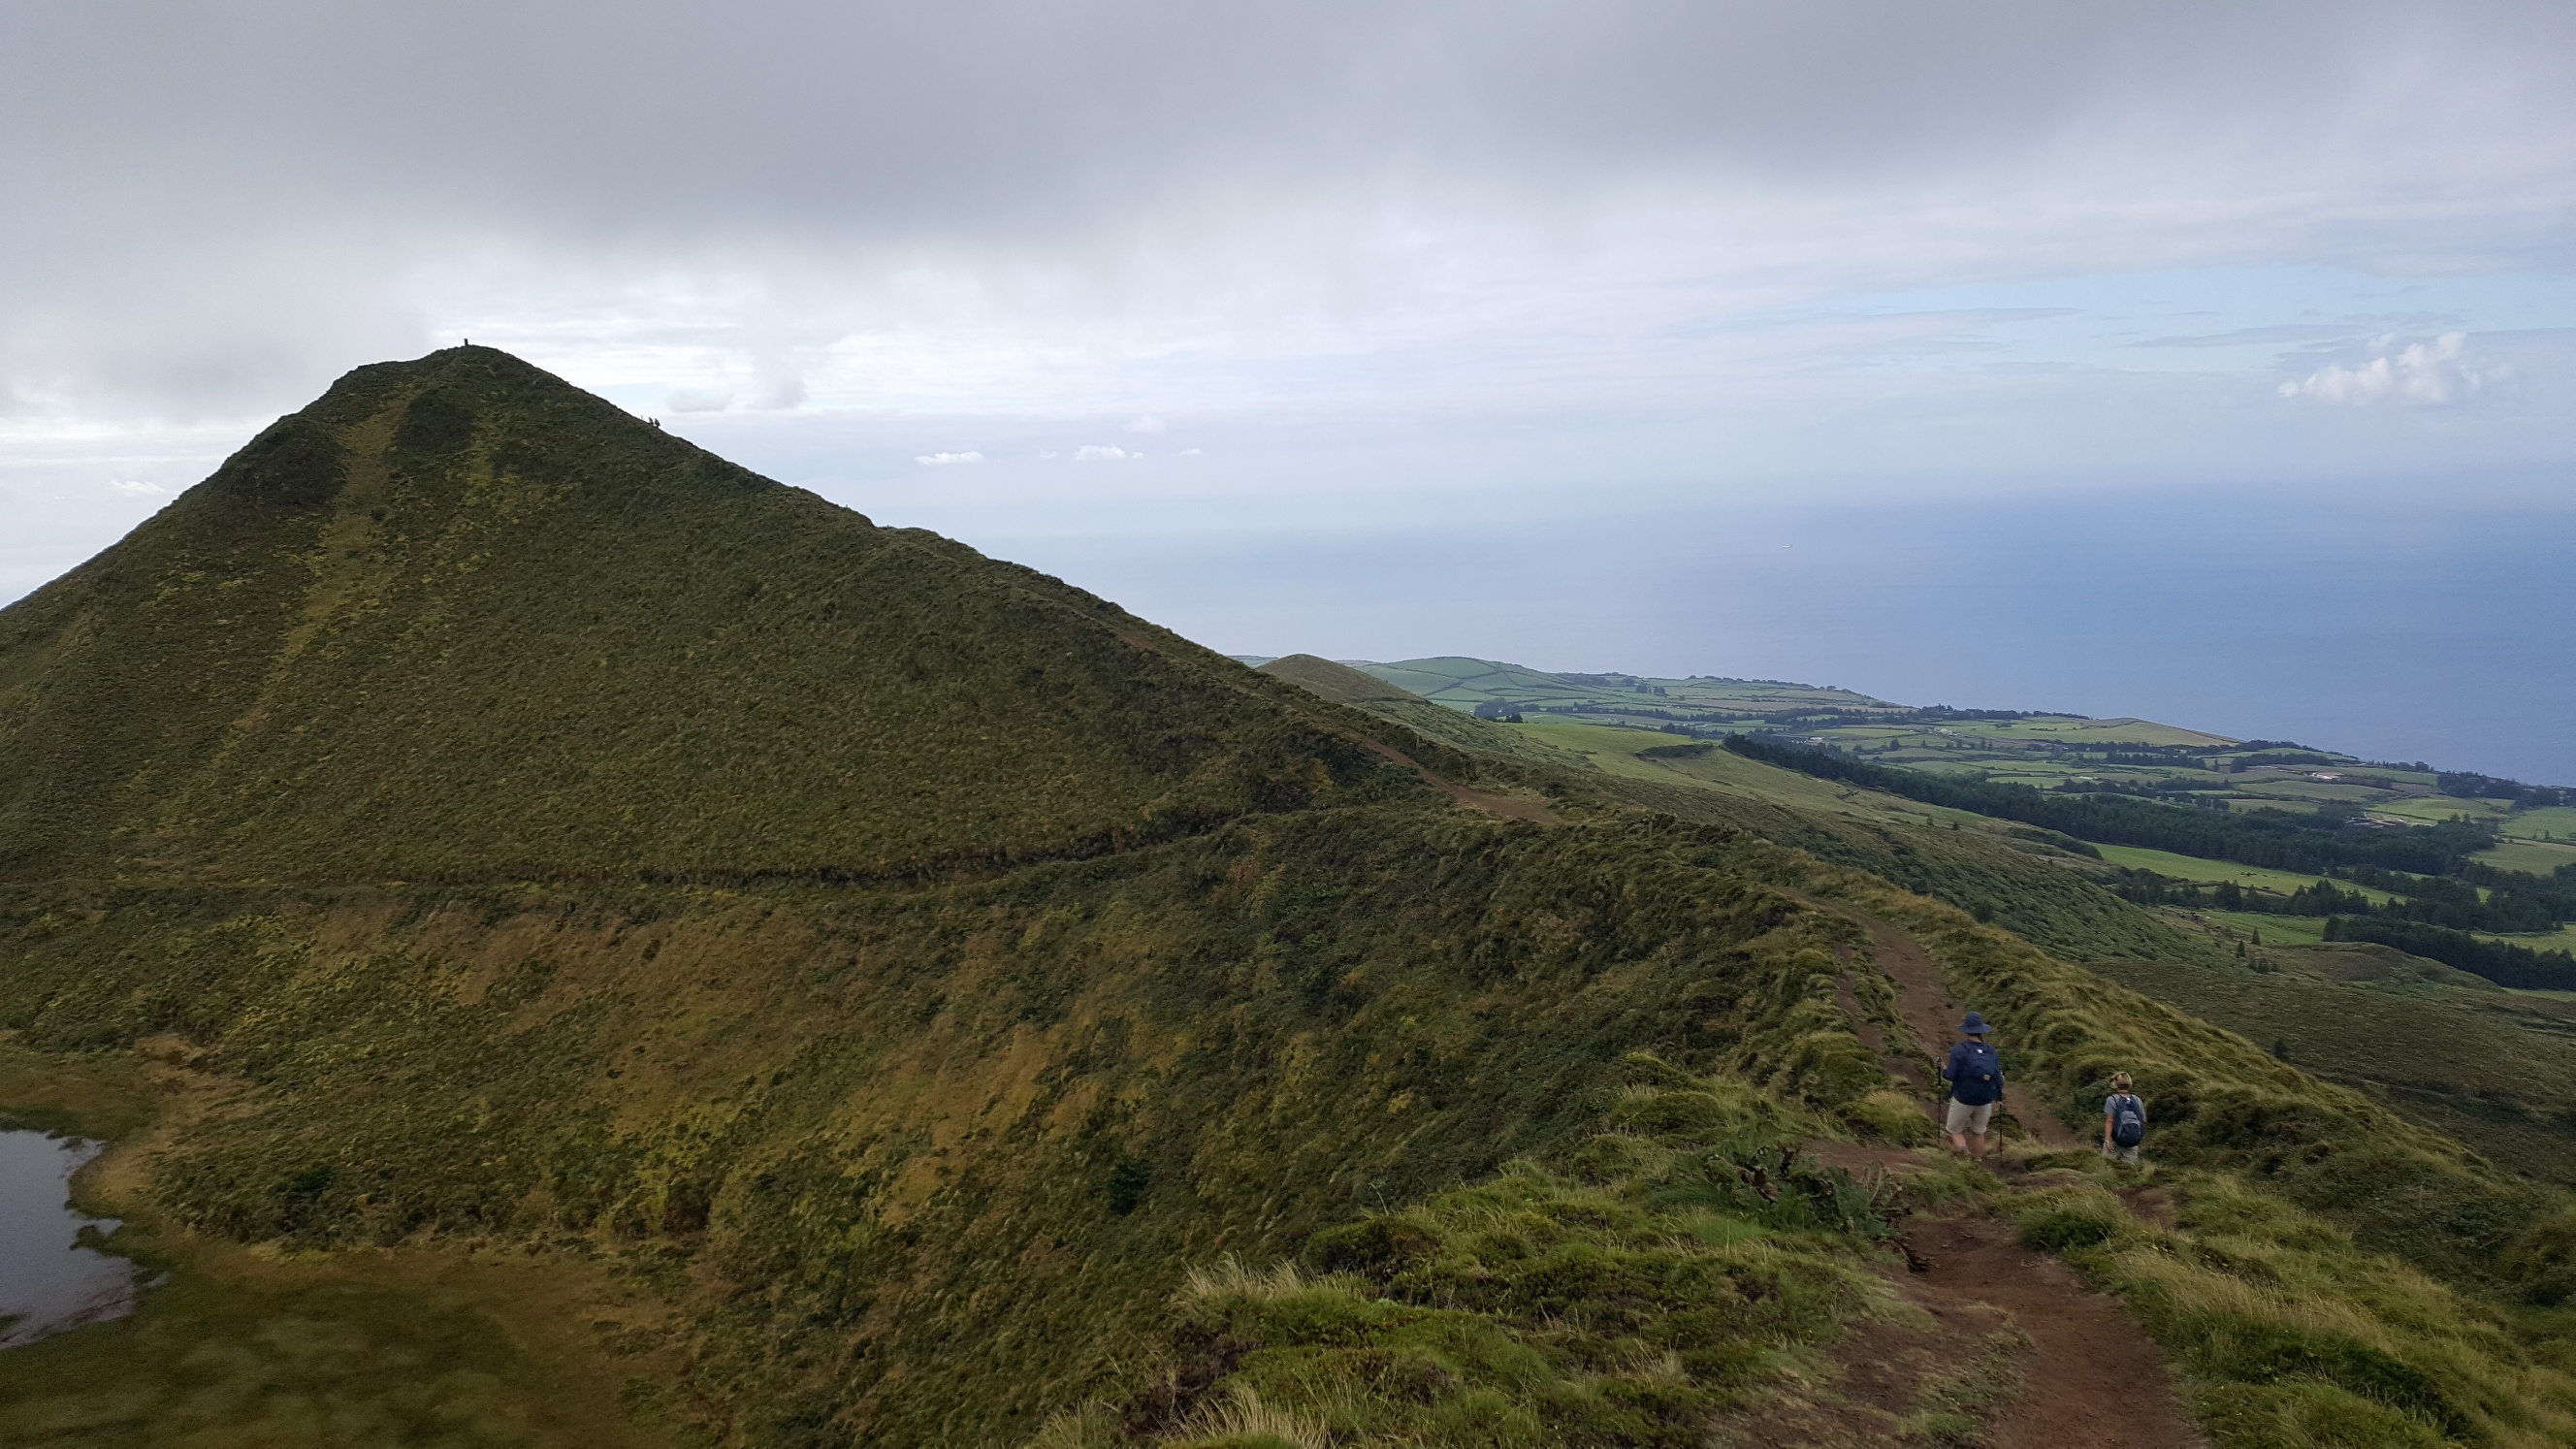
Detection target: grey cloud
<box><xmin>6</xmin><ymin>2</ymin><xmax>2572</xmax><ymax>245</ymax></box>
<box><xmin>1</xmin><ymin>1</ymin><xmax>2572</xmax><ymax>424</ymax></box>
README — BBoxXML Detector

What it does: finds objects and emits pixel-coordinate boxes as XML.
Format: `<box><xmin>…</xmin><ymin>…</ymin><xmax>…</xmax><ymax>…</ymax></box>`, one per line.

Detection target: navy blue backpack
<box><xmin>2109</xmin><ymin>1093</ymin><xmax>2147</xmax><ymax>1147</ymax></box>
<box><xmin>1951</xmin><ymin>1041</ymin><xmax>2002</xmax><ymax>1106</ymax></box>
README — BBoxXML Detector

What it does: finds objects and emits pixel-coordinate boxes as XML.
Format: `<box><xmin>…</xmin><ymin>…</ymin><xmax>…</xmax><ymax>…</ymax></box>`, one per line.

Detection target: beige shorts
<box><xmin>1945</xmin><ymin>1098</ymin><xmax>1996</xmax><ymax>1136</ymax></box>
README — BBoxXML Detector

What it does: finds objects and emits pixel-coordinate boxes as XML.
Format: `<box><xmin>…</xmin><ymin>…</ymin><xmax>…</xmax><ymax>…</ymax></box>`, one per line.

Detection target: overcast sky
<box><xmin>5</xmin><ymin>2</ymin><xmax>2573</xmax><ymax>773</ymax></box>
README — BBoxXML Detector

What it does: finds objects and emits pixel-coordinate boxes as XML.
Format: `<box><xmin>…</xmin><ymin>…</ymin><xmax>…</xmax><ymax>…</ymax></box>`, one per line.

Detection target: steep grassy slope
<box><xmin>0</xmin><ymin>811</ymin><xmax>1888</xmax><ymax>1444</ymax></box>
<box><xmin>0</xmin><ymin>348</ymin><xmax>1435</xmax><ymax>885</ymax></box>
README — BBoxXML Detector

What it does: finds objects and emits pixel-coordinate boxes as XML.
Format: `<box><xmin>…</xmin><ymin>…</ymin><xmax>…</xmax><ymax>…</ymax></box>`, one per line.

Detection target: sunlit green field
<box><xmin>1948</xmin><ymin>715</ymin><xmax>2233</xmax><ymax>747</ymax></box>
<box><xmin>1512</xmin><ymin>721</ymin><xmax>1959</xmax><ymax>825</ymax></box>
<box><xmin>2500</xmin><ymin>805</ymin><xmax>2576</xmax><ymax>842</ymax></box>
<box><xmin>2368</xmin><ymin>794</ymin><xmax>2515</xmax><ymax>825</ymax></box>
<box><xmin>2231</xmin><ymin>779</ymin><xmax>2391</xmax><ymax>803</ymax></box>
<box><xmin>2474</xmin><ymin>838</ymin><xmax>2576</xmax><ymax>875</ymax></box>
<box><xmin>2089</xmin><ymin>843</ymin><xmax>2385</xmax><ymax>901</ymax></box>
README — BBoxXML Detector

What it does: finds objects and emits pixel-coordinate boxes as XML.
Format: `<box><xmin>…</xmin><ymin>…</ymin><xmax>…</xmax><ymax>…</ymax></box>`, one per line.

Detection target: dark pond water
<box><xmin>0</xmin><ymin>1130</ymin><xmax>136</xmax><ymax>1347</ymax></box>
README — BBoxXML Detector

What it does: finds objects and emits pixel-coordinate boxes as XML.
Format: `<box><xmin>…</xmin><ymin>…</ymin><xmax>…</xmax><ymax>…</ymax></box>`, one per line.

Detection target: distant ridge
<box><xmin>1255</xmin><ymin>654</ymin><xmax>1424</xmax><ymax>707</ymax></box>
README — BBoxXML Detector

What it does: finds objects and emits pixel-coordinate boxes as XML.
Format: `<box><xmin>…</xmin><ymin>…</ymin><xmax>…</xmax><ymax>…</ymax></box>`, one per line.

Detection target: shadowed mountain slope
<box><xmin>0</xmin><ymin>349</ymin><xmax>1435</xmax><ymax>884</ymax></box>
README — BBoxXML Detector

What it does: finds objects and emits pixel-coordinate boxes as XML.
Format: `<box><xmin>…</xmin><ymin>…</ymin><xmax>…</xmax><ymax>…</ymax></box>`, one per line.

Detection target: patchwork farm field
<box><xmin>2089</xmin><ymin>844</ymin><xmax>2353</xmax><ymax>897</ymax></box>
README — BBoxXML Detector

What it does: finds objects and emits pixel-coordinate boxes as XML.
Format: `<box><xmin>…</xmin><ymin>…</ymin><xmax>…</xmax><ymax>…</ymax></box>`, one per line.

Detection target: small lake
<box><xmin>0</xmin><ymin>1130</ymin><xmax>137</xmax><ymax>1348</ymax></box>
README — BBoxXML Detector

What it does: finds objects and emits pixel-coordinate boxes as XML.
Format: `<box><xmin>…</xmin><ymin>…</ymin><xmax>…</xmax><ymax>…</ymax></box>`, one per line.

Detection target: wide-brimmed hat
<box><xmin>1958</xmin><ymin>1012</ymin><xmax>1991</xmax><ymax>1036</ymax></box>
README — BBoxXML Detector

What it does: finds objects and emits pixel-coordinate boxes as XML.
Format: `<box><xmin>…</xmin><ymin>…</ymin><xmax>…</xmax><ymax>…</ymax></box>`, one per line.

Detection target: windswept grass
<box><xmin>1027</xmin><ymin>1063</ymin><xmax>1915</xmax><ymax>1449</ymax></box>
<box><xmin>1988</xmin><ymin>1158</ymin><xmax>2576</xmax><ymax>1447</ymax></box>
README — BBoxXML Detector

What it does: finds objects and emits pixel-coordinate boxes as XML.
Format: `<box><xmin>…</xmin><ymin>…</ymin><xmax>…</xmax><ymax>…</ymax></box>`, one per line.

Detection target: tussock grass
<box><xmin>1989</xmin><ymin>1161</ymin><xmax>2576</xmax><ymax>1446</ymax></box>
<box><xmin>1036</xmin><ymin>1061</ymin><xmax>1906</xmax><ymax>1448</ymax></box>
<box><xmin>0</xmin><ymin>810</ymin><xmax>1900</xmax><ymax>1445</ymax></box>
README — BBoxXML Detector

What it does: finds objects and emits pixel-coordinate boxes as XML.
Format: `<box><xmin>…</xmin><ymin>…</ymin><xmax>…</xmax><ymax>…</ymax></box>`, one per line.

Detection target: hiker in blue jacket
<box><xmin>2103</xmin><ymin>1072</ymin><xmax>2148</xmax><ymax>1164</ymax></box>
<box><xmin>1942</xmin><ymin>1012</ymin><xmax>2005</xmax><ymax>1160</ymax></box>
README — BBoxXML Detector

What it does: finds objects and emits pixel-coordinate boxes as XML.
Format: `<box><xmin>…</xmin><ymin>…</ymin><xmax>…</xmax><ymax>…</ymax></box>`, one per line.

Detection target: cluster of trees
<box><xmin>2322</xmin><ymin>917</ymin><xmax>2576</xmax><ymax>991</ymax></box>
<box><xmin>1891</xmin><ymin>705</ymin><xmax>2057</xmax><ymax>723</ymax></box>
<box><xmin>2089</xmin><ymin>745</ymin><xmax>2227</xmax><ymax>768</ymax></box>
<box><xmin>1726</xmin><ymin>735</ymin><xmax>2494</xmax><ymax>876</ymax></box>
<box><xmin>2270</xmin><ymin>879</ymin><xmax>2564</xmax><ymax>934</ymax></box>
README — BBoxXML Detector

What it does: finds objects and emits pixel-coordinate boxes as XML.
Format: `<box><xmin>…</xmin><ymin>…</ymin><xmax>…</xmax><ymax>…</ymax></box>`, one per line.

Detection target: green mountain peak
<box><xmin>0</xmin><ymin>348</ymin><xmax>1428</xmax><ymax>883</ymax></box>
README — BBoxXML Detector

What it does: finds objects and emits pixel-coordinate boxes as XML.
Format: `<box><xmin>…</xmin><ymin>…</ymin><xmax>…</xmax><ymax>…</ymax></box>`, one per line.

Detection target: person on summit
<box><xmin>1941</xmin><ymin>1012</ymin><xmax>2005</xmax><ymax>1160</ymax></box>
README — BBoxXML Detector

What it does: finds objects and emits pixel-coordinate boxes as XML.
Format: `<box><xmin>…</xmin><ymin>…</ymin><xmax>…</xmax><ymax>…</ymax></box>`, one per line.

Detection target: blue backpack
<box><xmin>1950</xmin><ymin>1042</ymin><xmax>2002</xmax><ymax>1106</ymax></box>
<box><xmin>2109</xmin><ymin>1093</ymin><xmax>2146</xmax><ymax>1147</ymax></box>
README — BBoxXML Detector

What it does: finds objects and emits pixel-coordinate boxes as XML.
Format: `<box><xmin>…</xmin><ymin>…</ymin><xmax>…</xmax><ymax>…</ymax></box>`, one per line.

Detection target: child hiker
<box><xmin>2103</xmin><ymin>1073</ymin><xmax>2148</xmax><ymax>1164</ymax></box>
<box><xmin>1941</xmin><ymin>1013</ymin><xmax>2004</xmax><ymax>1160</ymax></box>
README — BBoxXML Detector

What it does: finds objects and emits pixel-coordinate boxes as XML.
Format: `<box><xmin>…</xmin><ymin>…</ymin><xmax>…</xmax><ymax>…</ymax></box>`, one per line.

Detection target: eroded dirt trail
<box><xmin>1789</xmin><ymin>898</ymin><xmax>2199</xmax><ymax>1447</ymax></box>
<box><xmin>1827</xmin><ymin>905</ymin><xmax>2079</xmax><ymax>1149</ymax></box>
<box><xmin>1903</xmin><ymin>1214</ymin><xmax>2200</xmax><ymax>1449</ymax></box>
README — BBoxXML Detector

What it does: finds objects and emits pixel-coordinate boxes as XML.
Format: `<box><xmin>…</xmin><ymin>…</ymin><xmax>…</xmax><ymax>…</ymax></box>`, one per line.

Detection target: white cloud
<box><xmin>1075</xmin><ymin>444</ymin><xmax>1138</xmax><ymax>461</ymax></box>
<box><xmin>110</xmin><ymin>479</ymin><xmax>168</xmax><ymax>495</ymax></box>
<box><xmin>2278</xmin><ymin>332</ymin><xmax>2508</xmax><ymax>406</ymax></box>
<box><xmin>915</xmin><ymin>450</ymin><xmax>985</xmax><ymax>466</ymax></box>
<box><xmin>666</xmin><ymin>388</ymin><xmax>733</xmax><ymax>413</ymax></box>
<box><xmin>1125</xmin><ymin>413</ymin><xmax>1167</xmax><ymax>434</ymax></box>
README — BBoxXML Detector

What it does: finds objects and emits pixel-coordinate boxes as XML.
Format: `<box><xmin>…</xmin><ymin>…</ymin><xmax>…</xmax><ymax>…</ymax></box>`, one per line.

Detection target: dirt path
<box><xmin>1901</xmin><ymin>1214</ymin><xmax>2201</xmax><ymax>1449</ymax></box>
<box><xmin>1793</xmin><ymin>897</ymin><xmax>2199</xmax><ymax>1446</ymax></box>
<box><xmin>1825</xmin><ymin>905</ymin><xmax>2079</xmax><ymax>1149</ymax></box>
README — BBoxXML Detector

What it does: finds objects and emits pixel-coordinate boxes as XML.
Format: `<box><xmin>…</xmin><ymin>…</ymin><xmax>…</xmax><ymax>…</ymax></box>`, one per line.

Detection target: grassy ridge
<box><xmin>0</xmin><ymin>810</ymin><xmax>1893</xmax><ymax>1445</ymax></box>
<box><xmin>0</xmin><ymin>348</ymin><xmax>1444</xmax><ymax>885</ymax></box>
<box><xmin>1013</xmin><ymin>822</ymin><xmax>2576</xmax><ymax>1447</ymax></box>
<box><xmin>1033</xmin><ymin>1065</ymin><xmax>1918</xmax><ymax>1449</ymax></box>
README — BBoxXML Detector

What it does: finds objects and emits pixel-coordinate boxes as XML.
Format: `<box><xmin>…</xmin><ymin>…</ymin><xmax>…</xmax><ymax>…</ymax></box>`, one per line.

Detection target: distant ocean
<box><xmin>908</xmin><ymin>483</ymin><xmax>2576</xmax><ymax>787</ymax></box>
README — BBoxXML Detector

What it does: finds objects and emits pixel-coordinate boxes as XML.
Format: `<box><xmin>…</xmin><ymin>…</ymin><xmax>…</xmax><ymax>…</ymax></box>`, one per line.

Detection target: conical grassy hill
<box><xmin>0</xmin><ymin>347</ymin><xmax>1432</xmax><ymax>883</ymax></box>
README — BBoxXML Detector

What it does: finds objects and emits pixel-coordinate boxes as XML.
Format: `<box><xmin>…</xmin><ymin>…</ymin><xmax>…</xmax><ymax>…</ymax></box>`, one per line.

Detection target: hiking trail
<box><xmin>1787</xmin><ymin>897</ymin><xmax>2201</xmax><ymax>1448</ymax></box>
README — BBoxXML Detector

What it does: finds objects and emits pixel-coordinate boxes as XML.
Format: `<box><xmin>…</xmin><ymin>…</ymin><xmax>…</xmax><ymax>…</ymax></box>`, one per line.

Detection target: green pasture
<box><xmin>2474</xmin><ymin>838</ymin><xmax>2576</xmax><ymax>876</ymax></box>
<box><xmin>2502</xmin><ymin>805</ymin><xmax>2576</xmax><ymax>842</ymax></box>
<box><xmin>2369</xmin><ymin>794</ymin><xmax>2514</xmax><ymax>825</ymax></box>
<box><xmin>2489</xmin><ymin>923</ymin><xmax>2576</xmax><ymax>951</ymax></box>
<box><xmin>2230</xmin><ymin>779</ymin><xmax>2392</xmax><ymax>803</ymax></box>
<box><xmin>1351</xmin><ymin>658</ymin><xmax>1898</xmax><ymax>722</ymax></box>
<box><xmin>2089</xmin><ymin>843</ymin><xmax>2381</xmax><ymax>901</ymax></box>
<box><xmin>2224</xmin><ymin>796</ymin><xmax>2322</xmax><ymax>814</ymax></box>
<box><xmin>1956</xmin><ymin>715</ymin><xmax>2234</xmax><ymax>748</ymax></box>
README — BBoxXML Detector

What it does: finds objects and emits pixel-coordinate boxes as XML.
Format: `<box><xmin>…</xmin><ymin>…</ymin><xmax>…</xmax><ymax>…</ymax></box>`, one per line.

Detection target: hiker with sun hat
<box><xmin>1941</xmin><ymin>1012</ymin><xmax>2005</xmax><ymax>1160</ymax></box>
